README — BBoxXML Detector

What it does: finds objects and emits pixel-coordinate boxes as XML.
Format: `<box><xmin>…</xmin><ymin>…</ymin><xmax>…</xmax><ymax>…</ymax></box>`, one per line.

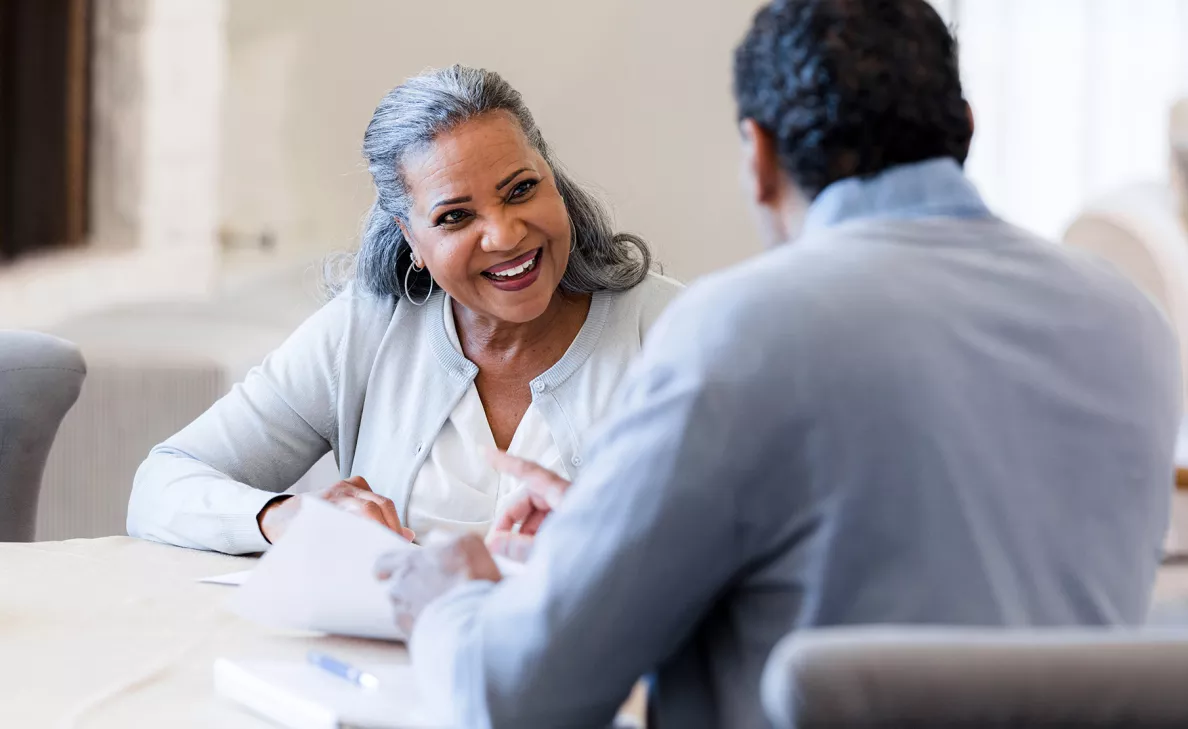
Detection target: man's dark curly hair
<box><xmin>733</xmin><ymin>0</ymin><xmax>970</xmax><ymax>199</ymax></box>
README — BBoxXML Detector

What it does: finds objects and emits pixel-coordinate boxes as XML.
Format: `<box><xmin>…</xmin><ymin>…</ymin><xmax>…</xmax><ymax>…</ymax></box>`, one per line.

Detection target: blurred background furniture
<box><xmin>0</xmin><ymin>331</ymin><xmax>86</xmax><ymax>541</ymax></box>
<box><xmin>34</xmin><ymin>262</ymin><xmax>337</xmax><ymax>541</ymax></box>
<box><xmin>761</xmin><ymin>627</ymin><xmax>1188</xmax><ymax>729</ymax></box>
<box><xmin>1063</xmin><ymin>182</ymin><xmax>1188</xmax><ymax>412</ymax></box>
<box><xmin>1063</xmin><ymin>107</ymin><xmax>1188</xmax><ymax>557</ymax></box>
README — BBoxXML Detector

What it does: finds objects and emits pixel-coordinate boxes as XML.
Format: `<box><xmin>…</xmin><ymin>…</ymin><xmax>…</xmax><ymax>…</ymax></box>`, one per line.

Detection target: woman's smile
<box><xmin>482</xmin><ymin>248</ymin><xmax>543</xmax><ymax>292</ymax></box>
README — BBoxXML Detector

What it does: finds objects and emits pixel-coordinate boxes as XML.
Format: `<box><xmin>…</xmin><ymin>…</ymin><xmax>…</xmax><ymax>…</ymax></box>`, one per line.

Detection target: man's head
<box><xmin>733</xmin><ymin>0</ymin><xmax>971</xmax><ymax>246</ymax></box>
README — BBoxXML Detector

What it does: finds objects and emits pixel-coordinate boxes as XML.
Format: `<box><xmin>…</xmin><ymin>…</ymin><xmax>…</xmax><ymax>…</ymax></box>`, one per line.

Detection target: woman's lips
<box><xmin>483</xmin><ymin>248</ymin><xmax>540</xmax><ymax>276</ymax></box>
<box><xmin>482</xmin><ymin>248</ymin><xmax>543</xmax><ymax>292</ymax></box>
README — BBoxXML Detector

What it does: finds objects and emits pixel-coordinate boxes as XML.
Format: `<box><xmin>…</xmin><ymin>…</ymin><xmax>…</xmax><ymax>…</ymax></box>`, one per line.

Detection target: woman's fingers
<box><xmin>344</xmin><ymin>475</ymin><xmax>372</xmax><ymax>491</ymax></box>
<box><xmin>322</xmin><ymin>479</ymin><xmax>415</xmax><ymax>541</ymax></box>
<box><xmin>339</xmin><ymin>498</ymin><xmax>391</xmax><ymax>531</ymax></box>
<box><xmin>350</xmin><ymin>489</ymin><xmax>402</xmax><ymax>532</ymax></box>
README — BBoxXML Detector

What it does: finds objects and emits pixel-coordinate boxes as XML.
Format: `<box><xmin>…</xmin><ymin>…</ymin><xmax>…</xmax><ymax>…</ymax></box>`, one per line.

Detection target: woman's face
<box><xmin>399</xmin><ymin>112</ymin><xmax>572</xmax><ymax>324</ymax></box>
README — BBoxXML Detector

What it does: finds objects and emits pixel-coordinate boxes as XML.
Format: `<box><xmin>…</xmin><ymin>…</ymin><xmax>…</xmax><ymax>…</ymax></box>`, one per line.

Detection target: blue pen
<box><xmin>307</xmin><ymin>650</ymin><xmax>380</xmax><ymax>689</ymax></box>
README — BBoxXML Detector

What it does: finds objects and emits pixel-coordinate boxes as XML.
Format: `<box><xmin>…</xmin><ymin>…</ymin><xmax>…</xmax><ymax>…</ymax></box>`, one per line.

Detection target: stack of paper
<box><xmin>224</xmin><ymin>499</ymin><xmax>524</xmax><ymax>640</ymax></box>
<box><xmin>229</xmin><ymin>498</ymin><xmax>416</xmax><ymax>640</ymax></box>
<box><xmin>215</xmin><ymin>657</ymin><xmax>447</xmax><ymax>728</ymax></box>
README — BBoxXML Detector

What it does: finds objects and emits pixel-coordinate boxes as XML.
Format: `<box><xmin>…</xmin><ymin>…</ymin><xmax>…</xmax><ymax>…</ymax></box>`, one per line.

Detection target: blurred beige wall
<box><xmin>221</xmin><ymin>0</ymin><xmax>767</xmax><ymax>282</ymax></box>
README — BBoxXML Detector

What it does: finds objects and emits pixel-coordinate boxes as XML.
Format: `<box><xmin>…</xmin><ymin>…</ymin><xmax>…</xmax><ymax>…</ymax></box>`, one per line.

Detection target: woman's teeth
<box><xmin>490</xmin><ymin>255</ymin><xmax>537</xmax><ymax>279</ymax></box>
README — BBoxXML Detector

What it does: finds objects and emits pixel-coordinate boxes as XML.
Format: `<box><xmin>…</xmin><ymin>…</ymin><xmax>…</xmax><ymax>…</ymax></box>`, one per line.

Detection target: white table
<box><xmin>0</xmin><ymin>537</ymin><xmax>408</xmax><ymax>728</ymax></box>
<box><xmin>1153</xmin><ymin>557</ymin><xmax>1188</xmax><ymax>623</ymax></box>
<box><xmin>3</xmin><ymin>537</ymin><xmax>1186</xmax><ymax>728</ymax></box>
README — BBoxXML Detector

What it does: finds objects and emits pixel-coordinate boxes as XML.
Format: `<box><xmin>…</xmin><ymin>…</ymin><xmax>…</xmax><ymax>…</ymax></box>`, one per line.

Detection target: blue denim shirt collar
<box><xmin>802</xmin><ymin>157</ymin><xmax>992</xmax><ymax>234</ymax></box>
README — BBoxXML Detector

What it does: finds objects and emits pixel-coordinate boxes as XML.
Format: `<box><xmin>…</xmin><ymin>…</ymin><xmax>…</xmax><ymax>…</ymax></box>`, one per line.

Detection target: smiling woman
<box><xmin>336</xmin><ymin>66</ymin><xmax>652</xmax><ymax>308</ymax></box>
<box><xmin>126</xmin><ymin>66</ymin><xmax>683</xmax><ymax>553</ymax></box>
<box><xmin>394</xmin><ymin>111</ymin><xmax>577</xmax><ymax>326</ymax></box>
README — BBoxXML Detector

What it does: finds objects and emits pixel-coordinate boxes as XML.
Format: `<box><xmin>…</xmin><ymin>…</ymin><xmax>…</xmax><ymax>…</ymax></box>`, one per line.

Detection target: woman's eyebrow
<box><xmin>430</xmin><ymin>196</ymin><xmax>472</xmax><ymax>213</ymax></box>
<box><xmin>495</xmin><ymin>168</ymin><xmax>531</xmax><ymax>191</ymax></box>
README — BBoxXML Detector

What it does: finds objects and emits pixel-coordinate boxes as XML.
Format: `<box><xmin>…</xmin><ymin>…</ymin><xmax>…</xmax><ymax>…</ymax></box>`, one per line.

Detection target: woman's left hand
<box><xmin>374</xmin><ymin>533</ymin><xmax>501</xmax><ymax>637</ymax></box>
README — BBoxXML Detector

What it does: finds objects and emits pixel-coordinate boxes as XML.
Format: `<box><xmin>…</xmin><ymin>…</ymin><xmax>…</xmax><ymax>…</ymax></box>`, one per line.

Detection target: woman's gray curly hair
<box><xmin>326</xmin><ymin>65</ymin><xmax>651</xmax><ymax>300</ymax></box>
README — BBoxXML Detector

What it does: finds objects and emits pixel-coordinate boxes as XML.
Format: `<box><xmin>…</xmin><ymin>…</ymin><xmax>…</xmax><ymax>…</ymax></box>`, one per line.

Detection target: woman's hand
<box><xmin>485</xmin><ymin>449</ymin><xmax>572</xmax><ymax>562</ymax></box>
<box><xmin>374</xmin><ymin>532</ymin><xmax>501</xmax><ymax>637</ymax></box>
<box><xmin>257</xmin><ymin>475</ymin><xmax>415</xmax><ymax>544</ymax></box>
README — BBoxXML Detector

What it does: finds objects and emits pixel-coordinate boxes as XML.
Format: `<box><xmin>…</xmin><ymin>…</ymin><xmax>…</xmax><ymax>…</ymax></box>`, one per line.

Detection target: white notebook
<box><xmin>214</xmin><ymin>657</ymin><xmax>448</xmax><ymax>729</ymax></box>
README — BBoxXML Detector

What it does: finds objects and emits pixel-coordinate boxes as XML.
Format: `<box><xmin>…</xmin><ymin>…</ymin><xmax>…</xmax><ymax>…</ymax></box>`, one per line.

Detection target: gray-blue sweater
<box><xmin>412</xmin><ymin>158</ymin><xmax>1182</xmax><ymax>729</ymax></box>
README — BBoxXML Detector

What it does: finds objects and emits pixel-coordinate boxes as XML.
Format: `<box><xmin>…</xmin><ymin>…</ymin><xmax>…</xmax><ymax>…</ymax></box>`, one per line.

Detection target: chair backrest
<box><xmin>35</xmin><ymin>273</ymin><xmax>327</xmax><ymax>540</ymax></box>
<box><xmin>0</xmin><ymin>331</ymin><xmax>86</xmax><ymax>541</ymax></box>
<box><xmin>761</xmin><ymin>627</ymin><xmax>1188</xmax><ymax>729</ymax></box>
<box><xmin>1062</xmin><ymin>183</ymin><xmax>1188</xmax><ymax>414</ymax></box>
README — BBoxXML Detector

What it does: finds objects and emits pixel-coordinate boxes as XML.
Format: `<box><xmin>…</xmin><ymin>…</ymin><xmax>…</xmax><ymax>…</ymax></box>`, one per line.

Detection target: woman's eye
<box><xmin>509</xmin><ymin>179</ymin><xmax>538</xmax><ymax>200</ymax></box>
<box><xmin>435</xmin><ymin>210</ymin><xmax>470</xmax><ymax>226</ymax></box>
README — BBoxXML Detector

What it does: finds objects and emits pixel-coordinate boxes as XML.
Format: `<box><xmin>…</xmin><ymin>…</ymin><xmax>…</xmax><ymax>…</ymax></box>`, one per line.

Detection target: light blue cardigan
<box><xmin>127</xmin><ymin>273</ymin><xmax>682</xmax><ymax>554</ymax></box>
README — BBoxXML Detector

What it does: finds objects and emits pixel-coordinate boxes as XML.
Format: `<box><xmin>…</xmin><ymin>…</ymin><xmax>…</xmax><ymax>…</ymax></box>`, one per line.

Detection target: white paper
<box><xmin>226</xmin><ymin>500</ymin><xmax>527</xmax><ymax>641</ymax></box>
<box><xmin>199</xmin><ymin>569</ymin><xmax>253</xmax><ymax>586</ymax></box>
<box><xmin>211</xmin><ymin>558</ymin><xmax>518</xmax><ymax>590</ymax></box>
<box><xmin>214</xmin><ymin>657</ymin><xmax>448</xmax><ymax>728</ymax></box>
<box><xmin>229</xmin><ymin>498</ymin><xmax>415</xmax><ymax>641</ymax></box>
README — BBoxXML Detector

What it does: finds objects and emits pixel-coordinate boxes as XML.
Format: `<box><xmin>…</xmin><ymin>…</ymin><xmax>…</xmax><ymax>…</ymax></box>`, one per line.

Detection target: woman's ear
<box><xmin>395</xmin><ymin>218</ymin><xmax>419</xmax><ymax>264</ymax></box>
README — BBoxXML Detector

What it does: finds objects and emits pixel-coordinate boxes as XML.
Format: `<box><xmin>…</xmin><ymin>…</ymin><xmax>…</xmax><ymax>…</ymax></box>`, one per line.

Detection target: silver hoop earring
<box><xmin>403</xmin><ymin>258</ymin><xmax>434</xmax><ymax>306</ymax></box>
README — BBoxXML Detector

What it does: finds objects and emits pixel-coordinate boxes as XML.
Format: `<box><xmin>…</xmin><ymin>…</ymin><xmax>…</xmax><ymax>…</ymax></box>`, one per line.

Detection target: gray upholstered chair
<box><xmin>0</xmin><ymin>331</ymin><xmax>86</xmax><ymax>541</ymax></box>
<box><xmin>762</xmin><ymin>627</ymin><xmax>1188</xmax><ymax>729</ymax></box>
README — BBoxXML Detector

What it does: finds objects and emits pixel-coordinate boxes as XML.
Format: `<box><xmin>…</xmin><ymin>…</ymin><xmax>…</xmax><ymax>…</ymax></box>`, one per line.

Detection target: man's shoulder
<box><xmin>663</xmin><ymin>244</ymin><xmax>827</xmax><ymax>328</ymax></box>
<box><xmin>996</xmin><ymin>219</ymin><xmax>1178</xmax><ymax>347</ymax></box>
<box><xmin>642</xmin><ymin>249</ymin><xmax>813</xmax><ymax>373</ymax></box>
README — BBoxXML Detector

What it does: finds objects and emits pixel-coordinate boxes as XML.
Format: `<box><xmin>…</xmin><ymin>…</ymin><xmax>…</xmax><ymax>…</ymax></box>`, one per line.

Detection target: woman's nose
<box><xmin>480</xmin><ymin>212</ymin><xmax>528</xmax><ymax>254</ymax></box>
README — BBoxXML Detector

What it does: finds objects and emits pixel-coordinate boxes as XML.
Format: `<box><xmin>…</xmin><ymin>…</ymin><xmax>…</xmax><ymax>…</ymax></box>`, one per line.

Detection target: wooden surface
<box><xmin>0</xmin><ymin>537</ymin><xmax>409</xmax><ymax>728</ymax></box>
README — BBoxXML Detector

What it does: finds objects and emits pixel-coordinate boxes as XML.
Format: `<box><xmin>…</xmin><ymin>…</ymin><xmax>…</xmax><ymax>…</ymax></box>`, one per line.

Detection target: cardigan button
<box><xmin>571</xmin><ymin>455</ymin><xmax>583</xmax><ymax>467</ymax></box>
<box><xmin>532</xmin><ymin>381</ymin><xmax>546</xmax><ymax>393</ymax></box>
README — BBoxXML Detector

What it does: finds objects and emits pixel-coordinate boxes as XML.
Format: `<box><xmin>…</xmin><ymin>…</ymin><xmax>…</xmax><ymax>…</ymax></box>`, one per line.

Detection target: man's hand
<box><xmin>485</xmin><ymin>449</ymin><xmax>572</xmax><ymax>562</ymax></box>
<box><xmin>258</xmin><ymin>476</ymin><xmax>416</xmax><ymax>544</ymax></box>
<box><xmin>375</xmin><ymin>533</ymin><xmax>501</xmax><ymax>636</ymax></box>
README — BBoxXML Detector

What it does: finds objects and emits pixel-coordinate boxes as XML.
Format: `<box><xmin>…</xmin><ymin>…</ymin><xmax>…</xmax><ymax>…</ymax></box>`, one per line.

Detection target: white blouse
<box><xmin>404</xmin><ymin>295</ymin><xmax>571</xmax><ymax>539</ymax></box>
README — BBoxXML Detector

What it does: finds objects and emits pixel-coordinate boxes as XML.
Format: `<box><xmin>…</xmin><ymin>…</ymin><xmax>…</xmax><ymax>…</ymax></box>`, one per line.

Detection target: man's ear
<box><xmin>740</xmin><ymin>118</ymin><xmax>782</xmax><ymax>206</ymax></box>
<box><xmin>963</xmin><ymin>101</ymin><xmax>975</xmax><ymax>159</ymax></box>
